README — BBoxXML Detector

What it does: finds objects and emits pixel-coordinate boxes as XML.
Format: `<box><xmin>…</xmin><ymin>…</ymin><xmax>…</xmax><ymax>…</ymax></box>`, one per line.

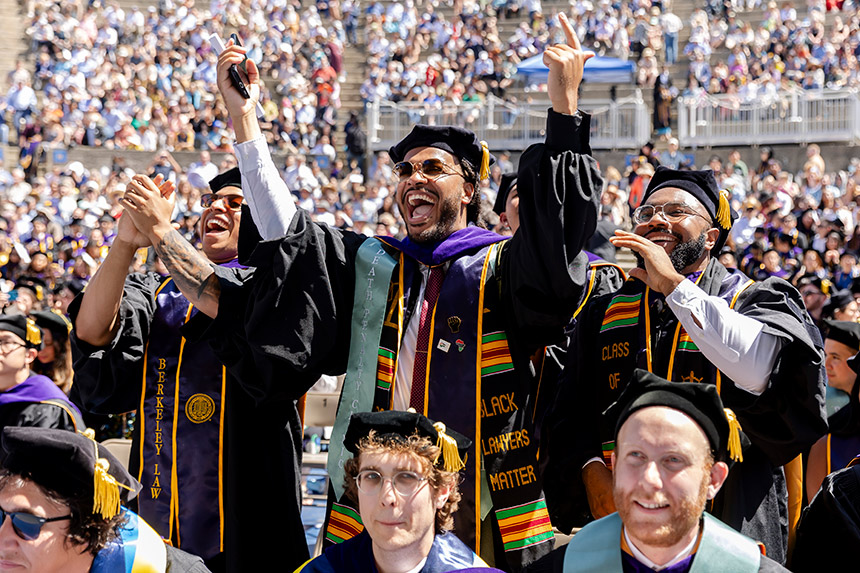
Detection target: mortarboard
<box><xmin>208</xmin><ymin>167</ymin><xmax>242</xmax><ymax>193</ymax></box>
<box><xmin>388</xmin><ymin>125</ymin><xmax>495</xmax><ymax>181</ymax></box>
<box><xmin>642</xmin><ymin>167</ymin><xmax>737</xmax><ymax>252</ymax></box>
<box><xmin>0</xmin><ymin>315</ymin><xmax>42</xmax><ymax>349</ymax></box>
<box><xmin>15</xmin><ymin>276</ymin><xmax>47</xmax><ymax>301</ymax></box>
<box><xmin>824</xmin><ymin>320</ymin><xmax>860</xmax><ymax>351</ymax></box>
<box><xmin>345</xmin><ymin>410</ymin><xmax>472</xmax><ymax>473</ymax></box>
<box><xmin>605</xmin><ymin>369</ymin><xmax>746</xmax><ymax>463</ymax></box>
<box><xmin>823</xmin><ymin>289</ymin><xmax>856</xmax><ymax>317</ymax></box>
<box><xmin>0</xmin><ymin>427</ymin><xmax>141</xmax><ymax>520</ymax></box>
<box><xmin>493</xmin><ymin>173</ymin><xmax>518</xmax><ymax>215</ymax></box>
<box><xmin>31</xmin><ymin>309</ymin><xmax>72</xmax><ymax>340</ymax></box>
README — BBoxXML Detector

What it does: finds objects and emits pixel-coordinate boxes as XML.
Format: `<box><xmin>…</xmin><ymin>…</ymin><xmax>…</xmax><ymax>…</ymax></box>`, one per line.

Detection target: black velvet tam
<box><xmin>388</xmin><ymin>125</ymin><xmax>496</xmax><ymax>169</ymax></box>
<box><xmin>208</xmin><ymin>167</ymin><xmax>242</xmax><ymax>192</ymax></box>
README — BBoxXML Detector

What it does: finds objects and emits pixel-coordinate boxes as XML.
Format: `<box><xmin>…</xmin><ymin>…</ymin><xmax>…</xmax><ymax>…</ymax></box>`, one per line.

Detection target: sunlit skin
<box><xmin>611</xmin><ymin>407</ymin><xmax>729</xmax><ymax>567</ymax></box>
<box><xmin>824</xmin><ymin>338</ymin><xmax>858</xmax><ymax>394</ymax></box>
<box><xmin>0</xmin><ymin>480</ymin><xmax>91</xmax><ymax>573</ymax></box>
<box><xmin>498</xmin><ymin>185</ymin><xmax>520</xmax><ymax>234</ymax></box>
<box><xmin>0</xmin><ymin>333</ymin><xmax>37</xmax><ymax>391</ymax></box>
<box><xmin>610</xmin><ymin>187</ymin><xmax>720</xmax><ymax>296</ymax></box>
<box><xmin>198</xmin><ymin>186</ymin><xmax>243</xmax><ymax>263</ymax></box>
<box><xmin>394</xmin><ymin>147</ymin><xmax>473</xmax><ymax>244</ymax></box>
<box><xmin>833</xmin><ymin>300</ymin><xmax>860</xmax><ymax>323</ymax></box>
<box><xmin>356</xmin><ymin>452</ymin><xmax>450</xmax><ymax>573</ymax></box>
<box><xmin>36</xmin><ymin>331</ymin><xmax>55</xmax><ymax>365</ymax></box>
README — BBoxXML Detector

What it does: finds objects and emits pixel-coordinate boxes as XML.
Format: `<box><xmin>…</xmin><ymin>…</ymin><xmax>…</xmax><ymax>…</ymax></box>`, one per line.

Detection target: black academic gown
<box><xmin>202</xmin><ymin>110</ymin><xmax>602</xmax><ymax>571</ymax></box>
<box><xmin>792</xmin><ymin>463</ymin><xmax>860</xmax><ymax>572</ymax></box>
<box><xmin>69</xmin><ymin>271</ymin><xmax>308</xmax><ymax>573</ymax></box>
<box><xmin>544</xmin><ymin>259</ymin><xmax>827</xmax><ymax>565</ymax></box>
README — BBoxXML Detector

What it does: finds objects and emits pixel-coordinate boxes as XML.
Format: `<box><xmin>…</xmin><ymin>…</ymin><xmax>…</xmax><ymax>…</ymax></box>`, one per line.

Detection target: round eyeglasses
<box><xmin>355</xmin><ymin>470</ymin><xmax>428</xmax><ymax>496</ymax></box>
<box><xmin>393</xmin><ymin>159</ymin><xmax>464</xmax><ymax>182</ymax></box>
<box><xmin>632</xmin><ymin>202</ymin><xmax>713</xmax><ymax>225</ymax></box>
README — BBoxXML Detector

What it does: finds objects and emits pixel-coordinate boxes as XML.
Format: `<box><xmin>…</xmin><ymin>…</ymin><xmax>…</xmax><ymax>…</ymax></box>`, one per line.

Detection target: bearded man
<box><xmin>544</xmin><ymin>167</ymin><xmax>826</xmax><ymax>565</ymax></box>
<box><xmin>530</xmin><ymin>370</ymin><xmax>789</xmax><ymax>572</ymax></box>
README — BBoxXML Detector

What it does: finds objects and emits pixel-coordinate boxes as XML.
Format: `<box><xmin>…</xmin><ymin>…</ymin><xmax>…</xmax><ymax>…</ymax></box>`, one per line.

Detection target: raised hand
<box><xmin>116</xmin><ymin>174</ymin><xmax>174</xmax><ymax>249</ymax></box>
<box><xmin>120</xmin><ymin>174</ymin><xmax>177</xmax><ymax>244</ymax></box>
<box><xmin>216</xmin><ymin>40</ymin><xmax>262</xmax><ymax>142</ymax></box>
<box><xmin>543</xmin><ymin>12</ymin><xmax>594</xmax><ymax>115</ymax></box>
<box><xmin>609</xmin><ymin>230</ymin><xmax>686</xmax><ymax>295</ymax></box>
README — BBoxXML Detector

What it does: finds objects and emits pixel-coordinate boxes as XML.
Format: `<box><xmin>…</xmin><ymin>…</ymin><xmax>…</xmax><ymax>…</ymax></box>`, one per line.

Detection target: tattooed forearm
<box><xmin>154</xmin><ymin>229</ymin><xmax>221</xmax><ymax>317</ymax></box>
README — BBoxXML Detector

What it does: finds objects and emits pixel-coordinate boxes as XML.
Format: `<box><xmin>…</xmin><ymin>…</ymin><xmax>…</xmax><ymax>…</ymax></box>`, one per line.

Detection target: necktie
<box><xmin>410</xmin><ymin>266</ymin><xmax>445</xmax><ymax>411</ymax></box>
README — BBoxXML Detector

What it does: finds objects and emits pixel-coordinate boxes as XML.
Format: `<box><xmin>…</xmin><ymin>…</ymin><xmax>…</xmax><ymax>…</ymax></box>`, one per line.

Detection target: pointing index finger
<box><xmin>558</xmin><ymin>12</ymin><xmax>581</xmax><ymax>51</ymax></box>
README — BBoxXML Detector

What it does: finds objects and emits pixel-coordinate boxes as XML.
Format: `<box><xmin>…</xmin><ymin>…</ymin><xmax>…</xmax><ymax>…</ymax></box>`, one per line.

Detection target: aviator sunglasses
<box><xmin>200</xmin><ymin>193</ymin><xmax>244</xmax><ymax>210</ymax></box>
<box><xmin>0</xmin><ymin>508</ymin><xmax>71</xmax><ymax>540</ymax></box>
<box><xmin>393</xmin><ymin>159</ymin><xmax>464</xmax><ymax>182</ymax></box>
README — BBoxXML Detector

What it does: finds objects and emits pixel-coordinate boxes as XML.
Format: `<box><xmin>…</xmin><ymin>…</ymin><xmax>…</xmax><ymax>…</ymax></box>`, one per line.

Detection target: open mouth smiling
<box><xmin>205</xmin><ymin>215</ymin><xmax>231</xmax><ymax>234</ymax></box>
<box><xmin>403</xmin><ymin>189</ymin><xmax>438</xmax><ymax>225</ymax></box>
<box><xmin>645</xmin><ymin>231</ymin><xmax>681</xmax><ymax>248</ymax></box>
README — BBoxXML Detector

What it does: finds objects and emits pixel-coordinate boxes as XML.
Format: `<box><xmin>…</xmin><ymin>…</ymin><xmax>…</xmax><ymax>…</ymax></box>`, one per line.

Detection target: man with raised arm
<box><xmin>120</xmin><ymin>13</ymin><xmax>601</xmax><ymax>570</ymax></box>
<box><xmin>70</xmin><ymin>170</ymin><xmax>307</xmax><ymax>572</ymax></box>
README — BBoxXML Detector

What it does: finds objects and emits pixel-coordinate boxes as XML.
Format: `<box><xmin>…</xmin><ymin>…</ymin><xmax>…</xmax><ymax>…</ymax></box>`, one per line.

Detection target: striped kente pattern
<box><xmin>600</xmin><ymin>293</ymin><xmax>642</xmax><ymax>332</ymax></box>
<box><xmin>481</xmin><ymin>331</ymin><xmax>514</xmax><ymax>377</ymax></box>
<box><xmin>376</xmin><ymin>347</ymin><xmax>395</xmax><ymax>390</ymax></box>
<box><xmin>325</xmin><ymin>503</ymin><xmax>364</xmax><ymax>544</ymax></box>
<box><xmin>496</xmin><ymin>499</ymin><xmax>554</xmax><ymax>552</ymax></box>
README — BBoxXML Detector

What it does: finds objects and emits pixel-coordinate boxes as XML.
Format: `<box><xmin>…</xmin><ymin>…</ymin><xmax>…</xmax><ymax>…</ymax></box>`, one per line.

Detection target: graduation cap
<box><xmin>0</xmin><ymin>427</ymin><xmax>141</xmax><ymax>520</ymax></box>
<box><xmin>642</xmin><ymin>167</ymin><xmax>737</xmax><ymax>252</ymax></box>
<box><xmin>31</xmin><ymin>309</ymin><xmax>72</xmax><ymax>340</ymax></box>
<box><xmin>823</xmin><ymin>289</ymin><xmax>855</xmax><ymax>317</ymax></box>
<box><xmin>345</xmin><ymin>410</ymin><xmax>472</xmax><ymax>473</ymax></box>
<box><xmin>208</xmin><ymin>167</ymin><xmax>242</xmax><ymax>193</ymax></box>
<box><xmin>15</xmin><ymin>277</ymin><xmax>47</xmax><ymax>302</ymax></box>
<box><xmin>388</xmin><ymin>125</ymin><xmax>495</xmax><ymax>181</ymax></box>
<box><xmin>605</xmin><ymin>369</ymin><xmax>746</xmax><ymax>463</ymax></box>
<box><xmin>492</xmin><ymin>173</ymin><xmax>517</xmax><ymax>215</ymax></box>
<box><xmin>824</xmin><ymin>320</ymin><xmax>860</xmax><ymax>351</ymax></box>
<box><xmin>0</xmin><ymin>315</ymin><xmax>42</xmax><ymax>349</ymax></box>
<box><xmin>797</xmin><ymin>274</ymin><xmax>832</xmax><ymax>296</ymax></box>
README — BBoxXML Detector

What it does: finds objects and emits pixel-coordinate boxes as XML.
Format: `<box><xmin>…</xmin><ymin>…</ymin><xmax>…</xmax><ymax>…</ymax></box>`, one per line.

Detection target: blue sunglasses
<box><xmin>0</xmin><ymin>508</ymin><xmax>71</xmax><ymax>540</ymax></box>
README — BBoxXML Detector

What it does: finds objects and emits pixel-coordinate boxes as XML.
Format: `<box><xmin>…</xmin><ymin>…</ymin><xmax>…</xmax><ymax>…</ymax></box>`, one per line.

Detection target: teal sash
<box><xmin>563</xmin><ymin>513</ymin><xmax>761</xmax><ymax>572</ymax></box>
<box><xmin>327</xmin><ymin>238</ymin><xmax>397</xmax><ymax>499</ymax></box>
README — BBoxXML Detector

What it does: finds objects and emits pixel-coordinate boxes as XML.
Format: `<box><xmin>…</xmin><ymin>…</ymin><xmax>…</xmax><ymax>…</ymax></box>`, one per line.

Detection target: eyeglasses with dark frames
<box><xmin>0</xmin><ymin>508</ymin><xmax>72</xmax><ymax>540</ymax></box>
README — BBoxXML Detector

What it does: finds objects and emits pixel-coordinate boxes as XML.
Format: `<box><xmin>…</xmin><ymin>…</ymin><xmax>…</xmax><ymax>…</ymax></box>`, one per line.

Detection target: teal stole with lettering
<box><xmin>562</xmin><ymin>513</ymin><xmax>761</xmax><ymax>572</ymax></box>
<box><xmin>323</xmin><ymin>237</ymin><xmax>553</xmax><ymax>569</ymax></box>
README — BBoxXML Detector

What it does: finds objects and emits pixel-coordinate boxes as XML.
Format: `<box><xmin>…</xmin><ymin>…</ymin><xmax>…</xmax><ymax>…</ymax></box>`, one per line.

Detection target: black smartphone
<box><xmin>228</xmin><ymin>33</ymin><xmax>251</xmax><ymax>99</ymax></box>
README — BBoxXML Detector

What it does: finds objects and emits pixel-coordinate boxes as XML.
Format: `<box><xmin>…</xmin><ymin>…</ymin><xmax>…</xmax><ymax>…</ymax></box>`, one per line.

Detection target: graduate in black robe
<box><xmin>132</xmin><ymin>15</ymin><xmax>600</xmax><ymax>571</ymax></box>
<box><xmin>545</xmin><ymin>168</ymin><xmax>827</xmax><ymax>565</ymax></box>
<box><xmin>71</xmin><ymin>170</ymin><xmax>307</xmax><ymax>573</ymax></box>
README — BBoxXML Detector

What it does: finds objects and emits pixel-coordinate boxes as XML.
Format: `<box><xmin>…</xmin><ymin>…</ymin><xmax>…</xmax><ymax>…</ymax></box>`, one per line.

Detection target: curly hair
<box><xmin>459</xmin><ymin>157</ymin><xmax>487</xmax><ymax>229</ymax></box>
<box><xmin>343</xmin><ymin>431</ymin><xmax>462</xmax><ymax>532</ymax></box>
<box><xmin>0</xmin><ymin>471</ymin><xmax>126</xmax><ymax>556</ymax></box>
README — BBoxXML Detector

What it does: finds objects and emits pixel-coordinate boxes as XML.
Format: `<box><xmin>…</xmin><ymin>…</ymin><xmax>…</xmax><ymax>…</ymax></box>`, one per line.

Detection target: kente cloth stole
<box><xmin>595</xmin><ymin>271</ymin><xmax>753</xmax><ymax>468</ymax></box>
<box><xmin>561</xmin><ymin>513</ymin><xmax>761</xmax><ymax>573</ymax></box>
<box><xmin>138</xmin><ymin>278</ymin><xmax>225</xmax><ymax>560</ymax></box>
<box><xmin>323</xmin><ymin>240</ymin><xmax>553</xmax><ymax>568</ymax></box>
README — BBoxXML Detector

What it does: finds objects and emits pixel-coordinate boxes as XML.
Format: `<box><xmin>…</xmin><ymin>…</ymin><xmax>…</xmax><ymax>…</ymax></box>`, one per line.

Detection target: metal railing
<box><xmin>366</xmin><ymin>92</ymin><xmax>650</xmax><ymax>151</ymax></box>
<box><xmin>678</xmin><ymin>88</ymin><xmax>860</xmax><ymax>147</ymax></box>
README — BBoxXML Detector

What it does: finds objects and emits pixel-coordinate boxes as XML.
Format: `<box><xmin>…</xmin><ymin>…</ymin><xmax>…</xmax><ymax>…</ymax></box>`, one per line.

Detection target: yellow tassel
<box><xmin>479</xmin><ymin>141</ymin><xmax>491</xmax><ymax>182</ymax></box>
<box><xmin>25</xmin><ymin>319</ymin><xmax>41</xmax><ymax>347</ymax></box>
<box><xmin>724</xmin><ymin>408</ymin><xmax>744</xmax><ymax>463</ymax></box>
<box><xmin>821</xmin><ymin>279</ymin><xmax>831</xmax><ymax>296</ymax></box>
<box><xmin>433</xmin><ymin>422</ymin><xmax>466</xmax><ymax>472</ymax></box>
<box><xmin>52</xmin><ymin>309</ymin><xmax>72</xmax><ymax>333</ymax></box>
<box><xmin>93</xmin><ymin>457</ymin><xmax>121</xmax><ymax>519</ymax></box>
<box><xmin>716</xmin><ymin>189</ymin><xmax>732</xmax><ymax>230</ymax></box>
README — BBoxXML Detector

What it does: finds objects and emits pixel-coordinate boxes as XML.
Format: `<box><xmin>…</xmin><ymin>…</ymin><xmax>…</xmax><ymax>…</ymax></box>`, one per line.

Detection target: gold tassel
<box><xmin>479</xmin><ymin>141</ymin><xmax>491</xmax><ymax>182</ymax></box>
<box><xmin>93</xmin><ymin>457</ymin><xmax>121</xmax><ymax>519</ymax></box>
<box><xmin>724</xmin><ymin>408</ymin><xmax>744</xmax><ymax>463</ymax></box>
<box><xmin>25</xmin><ymin>319</ymin><xmax>41</xmax><ymax>347</ymax></box>
<box><xmin>716</xmin><ymin>189</ymin><xmax>732</xmax><ymax>230</ymax></box>
<box><xmin>433</xmin><ymin>422</ymin><xmax>466</xmax><ymax>472</ymax></box>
